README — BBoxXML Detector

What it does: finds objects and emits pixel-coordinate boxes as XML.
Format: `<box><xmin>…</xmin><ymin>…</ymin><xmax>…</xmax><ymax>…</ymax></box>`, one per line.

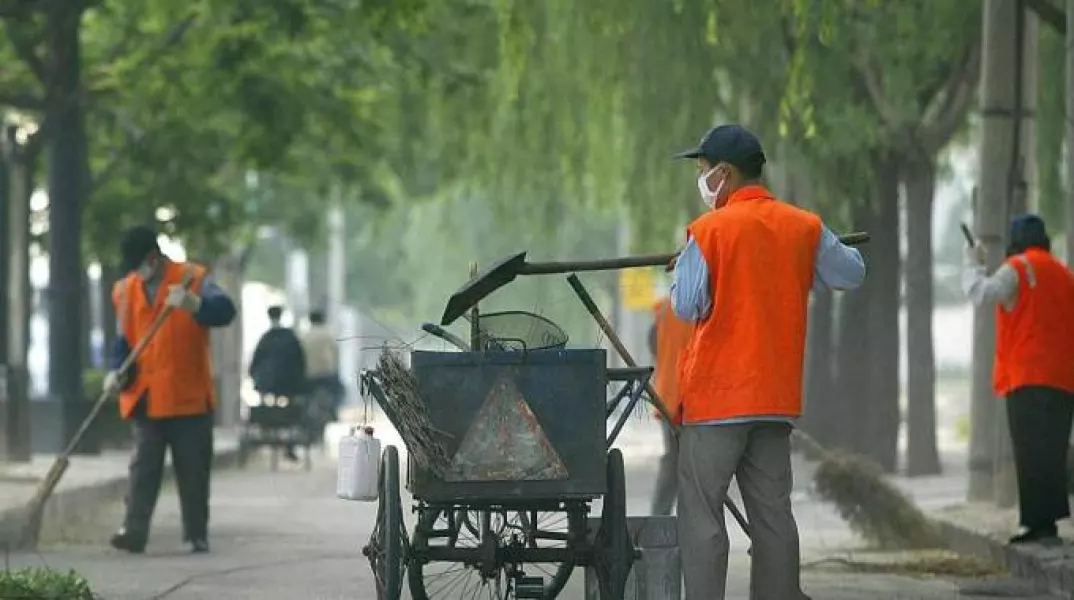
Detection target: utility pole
<box><xmin>994</xmin><ymin>0</ymin><xmax>1038</xmax><ymax>508</ymax></box>
<box><xmin>1066</xmin><ymin>0</ymin><xmax>1074</xmax><ymax>263</ymax></box>
<box><xmin>326</xmin><ymin>187</ymin><xmax>345</xmax><ymax>330</ymax></box>
<box><xmin>970</xmin><ymin>0</ymin><xmax>1021</xmax><ymax>502</ymax></box>
<box><xmin>3</xmin><ymin>124</ymin><xmax>32</xmax><ymax>462</ymax></box>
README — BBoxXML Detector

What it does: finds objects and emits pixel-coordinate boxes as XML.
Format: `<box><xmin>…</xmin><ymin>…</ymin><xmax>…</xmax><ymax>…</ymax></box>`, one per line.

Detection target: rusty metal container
<box><xmin>408</xmin><ymin>348</ymin><xmax>608</xmax><ymax>502</ymax></box>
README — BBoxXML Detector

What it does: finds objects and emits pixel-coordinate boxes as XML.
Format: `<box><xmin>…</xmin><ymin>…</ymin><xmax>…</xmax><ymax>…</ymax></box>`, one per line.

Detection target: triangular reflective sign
<box><xmin>445</xmin><ymin>374</ymin><xmax>569</xmax><ymax>482</ymax></box>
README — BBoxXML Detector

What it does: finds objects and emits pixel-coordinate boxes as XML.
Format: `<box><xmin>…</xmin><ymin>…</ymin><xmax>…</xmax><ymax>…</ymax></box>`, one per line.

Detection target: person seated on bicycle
<box><xmin>300</xmin><ymin>309</ymin><xmax>343</xmax><ymax>419</ymax></box>
<box><xmin>249</xmin><ymin>306</ymin><xmax>308</xmax><ymax>461</ymax></box>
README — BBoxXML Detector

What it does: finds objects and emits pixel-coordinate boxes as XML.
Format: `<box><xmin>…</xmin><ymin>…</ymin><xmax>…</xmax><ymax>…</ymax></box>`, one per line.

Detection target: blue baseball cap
<box><xmin>673</xmin><ymin>124</ymin><xmax>767</xmax><ymax>176</ymax></box>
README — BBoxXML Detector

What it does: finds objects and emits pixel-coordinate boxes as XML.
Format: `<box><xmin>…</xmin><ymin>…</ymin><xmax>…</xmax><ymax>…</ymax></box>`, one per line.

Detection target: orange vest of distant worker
<box><xmin>676</xmin><ymin>185</ymin><xmax>822</xmax><ymax>424</ymax></box>
<box><xmin>993</xmin><ymin>248</ymin><xmax>1074</xmax><ymax>396</ymax></box>
<box><xmin>112</xmin><ymin>261</ymin><xmax>216</xmax><ymax>419</ymax></box>
<box><xmin>652</xmin><ymin>297</ymin><xmax>694</xmax><ymax>417</ymax></box>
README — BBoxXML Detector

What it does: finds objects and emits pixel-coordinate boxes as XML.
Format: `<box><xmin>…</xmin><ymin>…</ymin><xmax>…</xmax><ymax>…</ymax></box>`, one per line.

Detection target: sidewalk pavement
<box><xmin>932</xmin><ymin>502</ymin><xmax>1074</xmax><ymax>598</ymax></box>
<box><xmin>807</xmin><ymin>445</ymin><xmax>1074</xmax><ymax>599</ymax></box>
<box><xmin>4</xmin><ymin>421</ymin><xmax>1063</xmax><ymax>600</ymax></box>
<box><xmin>0</xmin><ymin>428</ymin><xmax>241</xmax><ymax>549</ymax></box>
<box><xmin>1</xmin><ymin>408</ymin><xmax>1068</xmax><ymax>598</ymax></box>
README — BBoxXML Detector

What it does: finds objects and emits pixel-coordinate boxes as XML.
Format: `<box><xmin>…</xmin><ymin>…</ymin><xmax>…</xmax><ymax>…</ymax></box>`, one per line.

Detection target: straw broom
<box><xmin>367</xmin><ymin>349</ymin><xmax>452</xmax><ymax>477</ymax></box>
<box><xmin>792</xmin><ymin>430</ymin><xmax>941</xmax><ymax>549</ymax></box>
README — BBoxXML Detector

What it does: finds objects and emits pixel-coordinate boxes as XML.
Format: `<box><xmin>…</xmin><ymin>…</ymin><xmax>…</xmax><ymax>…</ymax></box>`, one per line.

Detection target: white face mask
<box><xmin>697</xmin><ymin>167</ymin><xmax>727</xmax><ymax>209</ymax></box>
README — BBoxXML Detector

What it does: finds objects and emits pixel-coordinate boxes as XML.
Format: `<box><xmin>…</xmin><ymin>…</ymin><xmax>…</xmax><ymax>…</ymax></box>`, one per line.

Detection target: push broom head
<box><xmin>812</xmin><ymin>450</ymin><xmax>940</xmax><ymax>549</ymax></box>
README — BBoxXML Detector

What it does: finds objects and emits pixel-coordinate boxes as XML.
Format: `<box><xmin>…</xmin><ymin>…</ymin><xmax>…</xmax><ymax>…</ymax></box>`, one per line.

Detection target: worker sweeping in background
<box><xmin>963</xmin><ymin>214</ymin><xmax>1074</xmax><ymax>546</ymax></box>
<box><xmin>106</xmin><ymin>225</ymin><xmax>237</xmax><ymax>554</ymax></box>
<box><xmin>670</xmin><ymin>124</ymin><xmax>865</xmax><ymax>600</ymax></box>
<box><xmin>648</xmin><ymin>295</ymin><xmax>693</xmax><ymax>516</ymax></box>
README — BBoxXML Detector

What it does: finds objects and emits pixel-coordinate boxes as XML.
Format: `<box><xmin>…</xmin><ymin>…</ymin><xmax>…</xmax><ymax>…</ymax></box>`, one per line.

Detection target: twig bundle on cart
<box><xmin>369</xmin><ymin>348</ymin><xmax>452</xmax><ymax>476</ymax></box>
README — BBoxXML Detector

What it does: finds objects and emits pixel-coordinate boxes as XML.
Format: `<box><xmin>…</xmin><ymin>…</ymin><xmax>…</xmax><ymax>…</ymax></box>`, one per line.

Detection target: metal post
<box><xmin>1065</xmin><ymin>0</ymin><xmax>1074</xmax><ymax>263</ymax></box>
<box><xmin>969</xmin><ymin>0</ymin><xmax>1020</xmax><ymax>502</ymax></box>
<box><xmin>3</xmin><ymin>124</ymin><xmax>31</xmax><ymax>462</ymax></box>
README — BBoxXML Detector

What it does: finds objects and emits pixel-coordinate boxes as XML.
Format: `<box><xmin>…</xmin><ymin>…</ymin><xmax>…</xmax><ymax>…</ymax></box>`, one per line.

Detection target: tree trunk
<box><xmin>210</xmin><ymin>252</ymin><xmax>244</xmax><ymax>428</ymax></box>
<box><xmin>1067</xmin><ymin>0</ymin><xmax>1074</xmax><ymax>262</ymax></box>
<box><xmin>903</xmin><ymin>157</ymin><xmax>941</xmax><ymax>476</ymax></box>
<box><xmin>834</xmin><ymin>200</ymin><xmax>876</xmax><ymax>454</ymax></box>
<box><xmin>2</xmin><ymin>127</ymin><xmax>33</xmax><ymax>462</ymax></box>
<box><xmin>802</xmin><ymin>288</ymin><xmax>836</xmax><ymax>456</ymax></box>
<box><xmin>0</xmin><ymin>144</ymin><xmax>8</xmax><ymax>368</ymax></box>
<box><xmin>46</xmin><ymin>4</ymin><xmax>89</xmax><ymax>446</ymax></box>
<box><xmin>100</xmin><ymin>262</ymin><xmax>118</xmax><ymax>367</ymax></box>
<box><xmin>81</xmin><ymin>269</ymin><xmax>92</xmax><ymax>370</ymax></box>
<box><xmin>307</xmin><ymin>247</ymin><xmax>329</xmax><ymax>322</ymax></box>
<box><xmin>865</xmin><ymin>155</ymin><xmax>902</xmax><ymax>473</ymax></box>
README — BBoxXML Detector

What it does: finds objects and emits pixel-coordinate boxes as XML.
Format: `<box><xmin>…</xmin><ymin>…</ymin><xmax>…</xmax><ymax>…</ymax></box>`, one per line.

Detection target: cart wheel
<box><xmin>594</xmin><ymin>449</ymin><xmax>634</xmax><ymax>600</ymax></box>
<box><xmin>409</xmin><ymin>505</ymin><xmax>581</xmax><ymax>600</ymax></box>
<box><xmin>363</xmin><ymin>445</ymin><xmax>406</xmax><ymax>600</ymax></box>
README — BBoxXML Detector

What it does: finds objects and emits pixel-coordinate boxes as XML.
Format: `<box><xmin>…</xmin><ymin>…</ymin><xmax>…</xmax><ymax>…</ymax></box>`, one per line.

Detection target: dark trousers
<box><xmin>1007</xmin><ymin>386</ymin><xmax>1074</xmax><ymax>530</ymax></box>
<box><xmin>123</xmin><ymin>404</ymin><xmax>214</xmax><ymax>543</ymax></box>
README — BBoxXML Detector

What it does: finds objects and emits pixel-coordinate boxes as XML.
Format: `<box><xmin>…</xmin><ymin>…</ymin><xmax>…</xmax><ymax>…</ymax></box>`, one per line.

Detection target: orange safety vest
<box><xmin>677</xmin><ymin>185</ymin><xmax>822</xmax><ymax>424</ymax></box>
<box><xmin>112</xmin><ymin>260</ymin><xmax>216</xmax><ymax>419</ymax></box>
<box><xmin>993</xmin><ymin>248</ymin><xmax>1074</xmax><ymax>396</ymax></box>
<box><xmin>652</xmin><ymin>297</ymin><xmax>694</xmax><ymax>418</ymax></box>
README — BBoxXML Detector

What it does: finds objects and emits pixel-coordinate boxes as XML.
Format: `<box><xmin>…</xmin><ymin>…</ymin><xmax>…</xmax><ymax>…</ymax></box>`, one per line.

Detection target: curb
<box><xmin>0</xmin><ymin>439</ymin><xmax>241</xmax><ymax>550</ymax></box>
<box><xmin>934</xmin><ymin>516</ymin><xmax>1074</xmax><ymax>596</ymax></box>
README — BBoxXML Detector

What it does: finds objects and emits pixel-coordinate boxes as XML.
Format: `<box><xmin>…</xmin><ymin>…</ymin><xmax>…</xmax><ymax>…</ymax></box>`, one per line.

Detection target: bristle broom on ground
<box><xmin>793</xmin><ymin>430</ymin><xmax>941</xmax><ymax>549</ymax></box>
<box><xmin>369</xmin><ymin>348</ymin><xmax>453</xmax><ymax>477</ymax></box>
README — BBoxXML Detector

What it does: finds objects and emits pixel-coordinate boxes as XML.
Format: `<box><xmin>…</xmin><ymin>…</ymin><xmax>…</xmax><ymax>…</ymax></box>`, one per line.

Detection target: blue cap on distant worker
<box><xmin>673</xmin><ymin>124</ymin><xmax>767</xmax><ymax>177</ymax></box>
<box><xmin>1008</xmin><ymin>213</ymin><xmax>1051</xmax><ymax>255</ymax></box>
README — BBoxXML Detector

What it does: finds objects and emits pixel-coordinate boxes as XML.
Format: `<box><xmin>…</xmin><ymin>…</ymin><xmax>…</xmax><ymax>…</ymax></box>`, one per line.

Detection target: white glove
<box><xmin>165</xmin><ymin>284</ymin><xmax>201</xmax><ymax>313</ymax></box>
<box><xmin>964</xmin><ymin>244</ymin><xmax>987</xmax><ymax>267</ymax></box>
<box><xmin>103</xmin><ymin>371</ymin><xmax>122</xmax><ymax>395</ymax></box>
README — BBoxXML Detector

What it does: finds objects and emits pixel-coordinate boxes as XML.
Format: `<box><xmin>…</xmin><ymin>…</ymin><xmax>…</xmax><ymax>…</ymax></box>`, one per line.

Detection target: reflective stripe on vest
<box><xmin>677</xmin><ymin>185</ymin><xmax>822</xmax><ymax>423</ymax></box>
<box><xmin>993</xmin><ymin>249</ymin><xmax>1074</xmax><ymax>396</ymax></box>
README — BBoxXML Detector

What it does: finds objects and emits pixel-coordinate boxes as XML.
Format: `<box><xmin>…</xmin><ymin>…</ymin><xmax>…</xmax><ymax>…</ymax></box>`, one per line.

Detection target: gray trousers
<box><xmin>677</xmin><ymin>422</ymin><xmax>801</xmax><ymax>600</ymax></box>
<box><xmin>124</xmin><ymin>408</ymin><xmax>214</xmax><ymax>543</ymax></box>
<box><xmin>651</xmin><ymin>419</ymin><xmax>679</xmax><ymax>516</ymax></box>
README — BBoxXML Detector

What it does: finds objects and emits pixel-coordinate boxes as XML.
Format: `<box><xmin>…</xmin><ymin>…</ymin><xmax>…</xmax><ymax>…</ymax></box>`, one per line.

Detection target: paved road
<box><xmin>4</xmin><ymin>433</ymin><xmax>1062</xmax><ymax>600</ymax></box>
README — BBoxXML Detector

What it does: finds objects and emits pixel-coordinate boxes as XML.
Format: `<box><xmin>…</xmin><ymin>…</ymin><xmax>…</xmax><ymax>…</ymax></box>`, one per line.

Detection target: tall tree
<box><xmin>853</xmin><ymin>2</ymin><xmax>981</xmax><ymax>474</ymax></box>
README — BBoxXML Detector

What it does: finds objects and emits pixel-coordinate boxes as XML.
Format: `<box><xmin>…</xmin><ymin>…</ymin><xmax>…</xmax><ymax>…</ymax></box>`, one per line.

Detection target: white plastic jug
<box><xmin>337</xmin><ymin>426</ymin><xmax>381</xmax><ymax>502</ymax></box>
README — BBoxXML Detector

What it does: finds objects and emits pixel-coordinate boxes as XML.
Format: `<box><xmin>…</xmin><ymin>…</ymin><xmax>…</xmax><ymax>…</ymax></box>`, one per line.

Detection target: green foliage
<box><xmin>343</xmin><ymin>191</ymin><xmax>624</xmax><ymax>345</ymax></box>
<box><xmin>1</xmin><ymin>0</ymin><xmax>454</xmax><ymax>263</ymax></box>
<box><xmin>0</xmin><ymin>0</ymin><xmax>986</xmax><ymax>314</ymax></box>
<box><xmin>0</xmin><ymin>567</ymin><xmax>96</xmax><ymax>600</ymax></box>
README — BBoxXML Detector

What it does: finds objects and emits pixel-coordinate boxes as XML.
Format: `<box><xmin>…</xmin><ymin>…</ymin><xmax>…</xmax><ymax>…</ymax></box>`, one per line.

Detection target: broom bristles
<box><xmin>371</xmin><ymin>349</ymin><xmax>452</xmax><ymax>476</ymax></box>
<box><xmin>794</xmin><ymin>430</ymin><xmax>940</xmax><ymax>549</ymax></box>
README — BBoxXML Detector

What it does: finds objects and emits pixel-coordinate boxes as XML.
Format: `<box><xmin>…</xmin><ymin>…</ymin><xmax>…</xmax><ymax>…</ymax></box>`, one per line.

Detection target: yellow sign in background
<box><xmin>619</xmin><ymin>268</ymin><xmax>658</xmax><ymax>310</ymax></box>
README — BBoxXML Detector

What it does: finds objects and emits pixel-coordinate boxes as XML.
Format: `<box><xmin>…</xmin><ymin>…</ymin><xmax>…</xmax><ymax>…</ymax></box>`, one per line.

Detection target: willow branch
<box><xmin>0</xmin><ymin>91</ymin><xmax>44</xmax><ymax>110</ymax></box>
<box><xmin>1024</xmin><ymin>0</ymin><xmax>1066</xmax><ymax>34</ymax></box>
<box><xmin>854</xmin><ymin>54</ymin><xmax>901</xmax><ymax>132</ymax></box>
<box><xmin>920</xmin><ymin>41</ymin><xmax>981</xmax><ymax>153</ymax></box>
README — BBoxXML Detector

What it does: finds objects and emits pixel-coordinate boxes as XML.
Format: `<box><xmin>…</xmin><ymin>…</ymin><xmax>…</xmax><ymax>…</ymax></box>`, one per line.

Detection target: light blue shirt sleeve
<box><xmin>670</xmin><ymin>225</ymin><xmax>865</xmax><ymax>325</ymax></box>
<box><xmin>670</xmin><ymin>238</ymin><xmax>712</xmax><ymax>323</ymax></box>
<box><xmin>812</xmin><ymin>225</ymin><xmax>866</xmax><ymax>292</ymax></box>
